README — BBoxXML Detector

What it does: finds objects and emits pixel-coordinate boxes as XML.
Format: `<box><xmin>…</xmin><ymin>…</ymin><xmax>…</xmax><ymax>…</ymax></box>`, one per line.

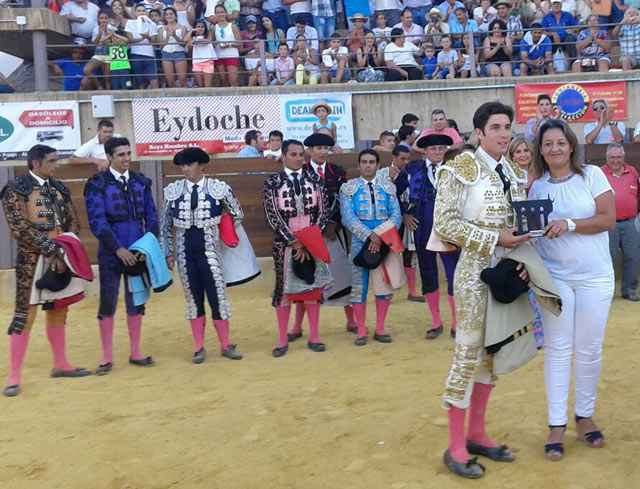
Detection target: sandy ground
<box><xmin>0</xmin><ymin>282</ymin><xmax>639</xmax><ymax>489</ymax></box>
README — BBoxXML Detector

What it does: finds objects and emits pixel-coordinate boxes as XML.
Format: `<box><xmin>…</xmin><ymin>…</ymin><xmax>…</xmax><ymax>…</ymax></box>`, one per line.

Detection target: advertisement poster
<box><xmin>0</xmin><ymin>101</ymin><xmax>81</xmax><ymax>159</ymax></box>
<box><xmin>132</xmin><ymin>93</ymin><xmax>354</xmax><ymax>156</ymax></box>
<box><xmin>514</xmin><ymin>82</ymin><xmax>626</xmax><ymax>123</ymax></box>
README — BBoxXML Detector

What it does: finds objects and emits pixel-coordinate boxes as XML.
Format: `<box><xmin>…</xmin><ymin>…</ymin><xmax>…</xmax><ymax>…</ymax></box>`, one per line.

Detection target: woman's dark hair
<box><xmin>358</xmin><ymin>149</ymin><xmax>380</xmax><ymax>164</ymax></box>
<box><xmin>98</xmin><ymin>8</ymin><xmax>110</xmax><ymax>18</ymax></box>
<box><xmin>489</xmin><ymin>19</ymin><xmax>507</xmax><ymax>36</ymax></box>
<box><xmin>164</xmin><ymin>6</ymin><xmax>178</xmax><ymax>18</ymax></box>
<box><xmin>533</xmin><ymin>119</ymin><xmax>583</xmax><ymax>177</ymax></box>
<box><xmin>27</xmin><ymin>145</ymin><xmax>56</xmax><ymax>170</ymax></box>
<box><xmin>214</xmin><ymin>4</ymin><xmax>226</xmax><ymax>13</ymax></box>
<box><xmin>390</xmin><ymin>27</ymin><xmax>404</xmax><ymax>42</ymax></box>
<box><xmin>194</xmin><ymin>19</ymin><xmax>208</xmax><ymax>37</ymax></box>
<box><xmin>447</xmin><ymin>119</ymin><xmax>459</xmax><ymax>132</ymax></box>
<box><xmin>472</xmin><ymin>102</ymin><xmax>513</xmax><ymax>132</ymax></box>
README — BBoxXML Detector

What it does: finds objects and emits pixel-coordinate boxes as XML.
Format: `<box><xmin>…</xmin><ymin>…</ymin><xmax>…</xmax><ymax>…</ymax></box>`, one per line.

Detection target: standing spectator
<box><xmin>438</xmin><ymin>0</ymin><xmax>465</xmax><ymax>24</ymax></box>
<box><xmin>205</xmin><ymin>0</ymin><xmax>241</xmax><ymax>25</ymax></box>
<box><xmin>186</xmin><ymin>19</ymin><xmax>217</xmax><ymax>87</ymax></box>
<box><xmin>125</xmin><ymin>4</ymin><xmax>160</xmax><ymax>89</ymax></box>
<box><xmin>238</xmin><ymin>15</ymin><xmax>261</xmax><ymax>56</ymax></box>
<box><xmin>600</xmin><ymin>143</ymin><xmax>640</xmax><ymax>301</ymax></box>
<box><xmin>171</xmin><ymin>0</ymin><xmax>196</xmax><ymax>29</ymax></box>
<box><xmin>272</xmin><ymin>43</ymin><xmax>296</xmax><ymax>84</ymax></box>
<box><xmin>356</xmin><ymin>31</ymin><xmax>386</xmax><ymax>81</ymax></box>
<box><xmin>433</xmin><ymin>33</ymin><xmax>460</xmax><ymax>78</ymax></box>
<box><xmin>529</xmin><ymin>120</ymin><xmax>614</xmax><ymax>462</ymax></box>
<box><xmin>110</xmin><ymin>0</ymin><xmax>131</xmax><ymax>31</ymax></box>
<box><xmin>483</xmin><ymin>19</ymin><xmax>513</xmax><ymax>77</ymax></box>
<box><xmin>397</xmin><ymin>124</ymin><xmax>417</xmax><ymax>149</ymax></box>
<box><xmin>159</xmin><ymin>7</ymin><xmax>189</xmax><ymax>88</ymax></box>
<box><xmin>449</xmin><ymin>7</ymin><xmax>479</xmax><ymax>48</ymax></box>
<box><xmin>347</xmin><ymin>13</ymin><xmax>370</xmax><ymax>53</ymax></box>
<box><xmin>584</xmin><ymin>99</ymin><xmax>625</xmax><ymax>144</ymax></box>
<box><xmin>403</xmin><ymin>0</ymin><xmax>432</xmax><ymax>29</ymax></box>
<box><xmin>264</xmin><ymin>130</ymin><xmax>284</xmax><ymax>159</ymax></box>
<box><xmin>68</xmin><ymin>120</ymin><xmax>120</xmax><ymax>170</ymax></box>
<box><xmin>495</xmin><ymin>1</ymin><xmax>523</xmax><ymax>60</ymax></box>
<box><xmin>372</xmin><ymin>12</ymin><xmax>393</xmax><ymax>52</ymax></box>
<box><xmin>345</xmin><ymin>0</ymin><xmax>373</xmax><ymax>28</ymax></box>
<box><xmin>384</xmin><ymin>27</ymin><xmax>424</xmax><ymax>80</ymax></box>
<box><xmin>424</xmin><ymin>7</ymin><xmax>450</xmax><ymax>48</ymax></box>
<box><xmin>394</xmin><ymin>7</ymin><xmax>424</xmax><ymax>44</ymax></box>
<box><xmin>285</xmin><ymin>0</ymin><xmax>314</xmax><ymax>27</ymax></box>
<box><xmin>286</xmin><ymin>17</ymin><xmax>320</xmax><ymax>51</ymax></box>
<box><xmin>213</xmin><ymin>4</ymin><xmax>242</xmax><ymax>87</ymax></box>
<box><xmin>61</xmin><ymin>0</ymin><xmax>100</xmax><ymax>43</ymax></box>
<box><xmin>542</xmin><ymin>0</ymin><xmax>578</xmax><ymax>62</ymax></box>
<box><xmin>374</xmin><ymin>0</ymin><xmax>402</xmax><ymax>28</ymax></box>
<box><xmin>262</xmin><ymin>0</ymin><xmax>288</xmax><ymax>33</ymax></box>
<box><xmin>312</xmin><ymin>0</ymin><xmax>336</xmax><ymax>48</ymax></box>
<box><xmin>401</xmin><ymin>112</ymin><xmax>420</xmax><ymax>131</ymax></box>
<box><xmin>520</xmin><ymin>22</ymin><xmax>555</xmax><ymax>76</ymax></box>
<box><xmin>321</xmin><ymin>32</ymin><xmax>351</xmax><ymax>83</ymax></box>
<box><xmin>293</xmin><ymin>34</ymin><xmax>321</xmax><ymax>84</ymax></box>
<box><xmin>373</xmin><ymin>130</ymin><xmax>397</xmax><ymax>152</ymax></box>
<box><xmin>262</xmin><ymin>15</ymin><xmax>286</xmax><ymax>54</ymax></box>
<box><xmin>591</xmin><ymin>0</ymin><xmax>625</xmax><ymax>25</ymax></box>
<box><xmin>573</xmin><ymin>14</ymin><xmax>612</xmax><ymax>73</ymax></box>
<box><xmin>240</xmin><ymin>0</ymin><xmax>263</xmax><ymax>30</ymax></box>
<box><xmin>50</xmin><ymin>44</ymin><xmax>89</xmax><ymax>91</ymax></box>
<box><xmin>612</xmin><ymin>8</ymin><xmax>640</xmax><ymax>72</ymax></box>
<box><xmin>474</xmin><ymin>0</ymin><xmax>498</xmax><ymax>32</ymax></box>
<box><xmin>561</xmin><ymin>0</ymin><xmax>578</xmax><ymax>18</ymax></box>
<box><xmin>525</xmin><ymin>94</ymin><xmax>555</xmax><ymax>142</ymax></box>
<box><xmin>83</xmin><ymin>10</ymin><xmax>116</xmax><ymax>90</ymax></box>
<box><xmin>237</xmin><ymin>130</ymin><xmax>264</xmax><ymax>157</ymax></box>
<box><xmin>418</xmin><ymin>108</ymin><xmax>463</xmax><ymax>151</ymax></box>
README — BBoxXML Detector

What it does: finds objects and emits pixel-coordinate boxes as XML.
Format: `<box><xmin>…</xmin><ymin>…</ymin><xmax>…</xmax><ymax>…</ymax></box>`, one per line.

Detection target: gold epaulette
<box><xmin>440</xmin><ymin>151</ymin><xmax>480</xmax><ymax>185</ymax></box>
<box><xmin>504</xmin><ymin>157</ymin><xmax>528</xmax><ymax>184</ymax></box>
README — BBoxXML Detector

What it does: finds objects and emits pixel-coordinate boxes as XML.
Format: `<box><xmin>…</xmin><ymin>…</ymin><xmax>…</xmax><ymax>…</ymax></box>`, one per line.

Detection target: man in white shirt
<box><xmin>125</xmin><ymin>4</ymin><xmax>159</xmax><ymax>89</ymax></box>
<box><xmin>393</xmin><ymin>7</ymin><xmax>424</xmax><ymax>44</ymax></box>
<box><xmin>385</xmin><ymin>27</ymin><xmax>424</xmax><ymax>80</ymax></box>
<box><xmin>286</xmin><ymin>17</ymin><xmax>320</xmax><ymax>51</ymax></box>
<box><xmin>60</xmin><ymin>0</ymin><xmax>100</xmax><ymax>41</ymax></box>
<box><xmin>321</xmin><ymin>32</ymin><xmax>351</xmax><ymax>83</ymax></box>
<box><xmin>68</xmin><ymin>120</ymin><xmax>120</xmax><ymax>171</ymax></box>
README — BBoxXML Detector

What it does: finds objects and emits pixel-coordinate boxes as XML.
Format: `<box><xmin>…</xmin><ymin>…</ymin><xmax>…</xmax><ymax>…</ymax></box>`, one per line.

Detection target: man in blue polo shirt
<box><xmin>542</xmin><ymin>0</ymin><xmax>578</xmax><ymax>60</ymax></box>
<box><xmin>449</xmin><ymin>7</ymin><xmax>479</xmax><ymax>48</ymax></box>
<box><xmin>520</xmin><ymin>23</ymin><xmax>555</xmax><ymax>76</ymax></box>
<box><xmin>51</xmin><ymin>45</ymin><xmax>89</xmax><ymax>91</ymax></box>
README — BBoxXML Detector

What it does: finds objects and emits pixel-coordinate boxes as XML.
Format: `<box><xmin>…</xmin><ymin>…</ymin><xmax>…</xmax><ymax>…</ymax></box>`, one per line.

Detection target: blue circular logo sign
<box><xmin>551</xmin><ymin>84</ymin><xmax>589</xmax><ymax>121</ymax></box>
<box><xmin>0</xmin><ymin>116</ymin><xmax>13</xmax><ymax>143</ymax></box>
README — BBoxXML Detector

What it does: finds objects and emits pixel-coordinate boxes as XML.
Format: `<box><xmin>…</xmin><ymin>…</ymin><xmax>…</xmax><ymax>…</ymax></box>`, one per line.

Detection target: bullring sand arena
<box><xmin>0</xmin><ymin>271</ymin><xmax>639</xmax><ymax>489</ymax></box>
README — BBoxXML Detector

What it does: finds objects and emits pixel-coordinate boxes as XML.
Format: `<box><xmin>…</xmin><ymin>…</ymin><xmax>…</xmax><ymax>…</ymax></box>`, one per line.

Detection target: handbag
<box><xmin>553</xmin><ymin>48</ymin><xmax>568</xmax><ymax>72</ymax></box>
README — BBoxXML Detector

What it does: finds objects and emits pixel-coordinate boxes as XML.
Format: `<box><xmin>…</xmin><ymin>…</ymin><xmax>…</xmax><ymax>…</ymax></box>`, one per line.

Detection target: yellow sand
<box><xmin>0</xmin><ymin>286</ymin><xmax>638</xmax><ymax>489</ymax></box>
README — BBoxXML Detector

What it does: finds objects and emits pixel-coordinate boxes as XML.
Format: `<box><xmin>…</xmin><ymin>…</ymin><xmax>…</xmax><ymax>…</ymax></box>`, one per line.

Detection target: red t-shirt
<box><xmin>601</xmin><ymin>163</ymin><xmax>639</xmax><ymax>221</ymax></box>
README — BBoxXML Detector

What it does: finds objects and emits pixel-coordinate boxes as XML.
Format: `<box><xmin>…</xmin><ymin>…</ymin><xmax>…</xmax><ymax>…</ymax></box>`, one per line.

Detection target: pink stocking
<box><xmin>46</xmin><ymin>325</ymin><xmax>75</xmax><ymax>371</ymax></box>
<box><xmin>304</xmin><ymin>302</ymin><xmax>321</xmax><ymax>343</ymax></box>
<box><xmin>448</xmin><ymin>295</ymin><xmax>457</xmax><ymax>331</ymax></box>
<box><xmin>190</xmin><ymin>316</ymin><xmax>206</xmax><ymax>352</ymax></box>
<box><xmin>467</xmin><ymin>382</ymin><xmax>497</xmax><ymax>447</ymax></box>
<box><xmin>7</xmin><ymin>333</ymin><xmax>30</xmax><ymax>386</ymax></box>
<box><xmin>352</xmin><ymin>302</ymin><xmax>367</xmax><ymax>338</ymax></box>
<box><xmin>448</xmin><ymin>406</ymin><xmax>471</xmax><ymax>463</ymax></box>
<box><xmin>126</xmin><ymin>314</ymin><xmax>144</xmax><ymax>361</ymax></box>
<box><xmin>375</xmin><ymin>298</ymin><xmax>390</xmax><ymax>335</ymax></box>
<box><xmin>275</xmin><ymin>305</ymin><xmax>291</xmax><ymax>348</ymax></box>
<box><xmin>405</xmin><ymin>267</ymin><xmax>418</xmax><ymax>296</ymax></box>
<box><xmin>98</xmin><ymin>317</ymin><xmax>114</xmax><ymax>365</ymax></box>
<box><xmin>213</xmin><ymin>319</ymin><xmax>230</xmax><ymax>350</ymax></box>
<box><xmin>290</xmin><ymin>302</ymin><xmax>305</xmax><ymax>334</ymax></box>
<box><xmin>425</xmin><ymin>291</ymin><xmax>442</xmax><ymax>329</ymax></box>
<box><xmin>344</xmin><ymin>305</ymin><xmax>356</xmax><ymax>327</ymax></box>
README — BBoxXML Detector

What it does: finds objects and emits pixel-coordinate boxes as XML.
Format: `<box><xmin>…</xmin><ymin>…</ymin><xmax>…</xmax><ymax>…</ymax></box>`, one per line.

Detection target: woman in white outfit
<box><xmin>529</xmin><ymin>119</ymin><xmax>615</xmax><ymax>462</ymax></box>
<box><xmin>213</xmin><ymin>3</ymin><xmax>241</xmax><ymax>87</ymax></box>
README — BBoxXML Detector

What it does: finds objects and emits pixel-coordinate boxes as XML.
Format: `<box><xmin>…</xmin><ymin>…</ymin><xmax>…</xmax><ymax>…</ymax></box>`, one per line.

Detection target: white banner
<box><xmin>0</xmin><ymin>101</ymin><xmax>81</xmax><ymax>160</ymax></box>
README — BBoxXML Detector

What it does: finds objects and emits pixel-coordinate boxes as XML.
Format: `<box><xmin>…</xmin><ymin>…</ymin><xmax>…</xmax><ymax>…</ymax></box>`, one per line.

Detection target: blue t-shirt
<box><xmin>541</xmin><ymin>11</ymin><xmax>578</xmax><ymax>42</ymax></box>
<box><xmin>520</xmin><ymin>36</ymin><xmax>552</xmax><ymax>61</ymax></box>
<box><xmin>422</xmin><ymin>56</ymin><xmax>438</xmax><ymax>79</ymax></box>
<box><xmin>345</xmin><ymin>0</ymin><xmax>371</xmax><ymax>18</ymax></box>
<box><xmin>55</xmin><ymin>58</ymin><xmax>87</xmax><ymax>91</ymax></box>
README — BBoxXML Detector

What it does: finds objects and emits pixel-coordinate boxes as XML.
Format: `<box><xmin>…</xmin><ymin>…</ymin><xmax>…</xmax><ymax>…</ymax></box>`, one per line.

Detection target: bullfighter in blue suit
<box><xmin>340</xmin><ymin>150</ymin><xmax>402</xmax><ymax>346</ymax></box>
<box><xmin>395</xmin><ymin>134</ymin><xmax>460</xmax><ymax>340</ymax></box>
<box><xmin>84</xmin><ymin>137</ymin><xmax>160</xmax><ymax>375</ymax></box>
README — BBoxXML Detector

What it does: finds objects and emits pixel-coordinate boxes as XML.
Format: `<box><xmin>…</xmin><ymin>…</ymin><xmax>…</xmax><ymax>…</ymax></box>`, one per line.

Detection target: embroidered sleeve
<box><xmin>160</xmin><ymin>198</ymin><xmax>174</xmax><ymax>257</ymax></box>
<box><xmin>339</xmin><ymin>188</ymin><xmax>372</xmax><ymax>243</ymax></box>
<box><xmin>84</xmin><ymin>183</ymin><xmax>122</xmax><ymax>253</ymax></box>
<box><xmin>222</xmin><ymin>186</ymin><xmax>244</xmax><ymax>222</ymax></box>
<box><xmin>262</xmin><ymin>181</ymin><xmax>296</xmax><ymax>244</ymax></box>
<box><xmin>388</xmin><ymin>193</ymin><xmax>402</xmax><ymax>230</ymax></box>
<box><xmin>434</xmin><ymin>170</ymin><xmax>498</xmax><ymax>256</ymax></box>
<box><xmin>317</xmin><ymin>180</ymin><xmax>330</xmax><ymax>232</ymax></box>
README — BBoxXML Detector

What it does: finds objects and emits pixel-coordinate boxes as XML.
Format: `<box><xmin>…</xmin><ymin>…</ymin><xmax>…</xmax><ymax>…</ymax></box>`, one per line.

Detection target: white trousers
<box><xmin>540</xmin><ymin>275</ymin><xmax>614</xmax><ymax>426</ymax></box>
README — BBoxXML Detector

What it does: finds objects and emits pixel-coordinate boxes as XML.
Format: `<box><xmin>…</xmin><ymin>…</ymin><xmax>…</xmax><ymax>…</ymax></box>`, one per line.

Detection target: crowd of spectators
<box><xmin>1</xmin><ymin>0</ymin><xmax>638</xmax><ymax>92</ymax></box>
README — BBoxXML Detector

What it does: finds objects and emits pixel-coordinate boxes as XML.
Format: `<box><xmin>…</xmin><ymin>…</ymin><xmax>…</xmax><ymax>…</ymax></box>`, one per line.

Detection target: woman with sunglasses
<box><xmin>529</xmin><ymin>120</ymin><xmax>615</xmax><ymax>461</ymax></box>
<box><xmin>584</xmin><ymin>98</ymin><xmax>626</xmax><ymax>144</ymax></box>
<box><xmin>214</xmin><ymin>3</ymin><xmax>241</xmax><ymax>86</ymax></box>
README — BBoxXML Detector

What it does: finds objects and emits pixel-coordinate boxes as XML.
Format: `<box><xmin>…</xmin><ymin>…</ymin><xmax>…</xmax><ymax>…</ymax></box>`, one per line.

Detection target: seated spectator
<box><xmin>347</xmin><ymin>13</ymin><xmax>370</xmax><ymax>54</ymax></box>
<box><xmin>83</xmin><ymin>10</ymin><xmax>117</xmax><ymax>90</ymax></box>
<box><xmin>406</xmin><ymin>0</ymin><xmax>432</xmax><ymax>29</ymax></box>
<box><xmin>397</xmin><ymin>124</ymin><xmax>417</xmax><ymax>150</ymax></box>
<box><xmin>433</xmin><ymin>34</ymin><xmax>460</xmax><ymax>78</ymax></box>
<box><xmin>474</xmin><ymin>0</ymin><xmax>498</xmax><ymax>32</ymax></box>
<box><xmin>50</xmin><ymin>44</ymin><xmax>89</xmax><ymax>91</ymax></box>
<box><xmin>449</xmin><ymin>7</ymin><xmax>479</xmax><ymax>48</ymax></box>
<box><xmin>372</xmin><ymin>12</ymin><xmax>393</xmax><ymax>52</ymax></box>
<box><xmin>356</xmin><ymin>32</ymin><xmax>386</xmax><ymax>82</ymax></box>
<box><xmin>286</xmin><ymin>17</ymin><xmax>319</xmax><ymax>51</ymax></box>
<box><xmin>612</xmin><ymin>8</ymin><xmax>640</xmax><ymax>71</ymax></box>
<box><xmin>321</xmin><ymin>33</ymin><xmax>351</xmax><ymax>83</ymax></box>
<box><xmin>542</xmin><ymin>0</ymin><xmax>578</xmax><ymax>61</ymax></box>
<box><xmin>418</xmin><ymin>109</ymin><xmax>464</xmax><ymax>151</ymax></box>
<box><xmin>262</xmin><ymin>0</ymin><xmax>288</xmax><ymax>33</ymax></box>
<box><xmin>213</xmin><ymin>4</ymin><xmax>242</xmax><ymax>87</ymax></box>
<box><xmin>186</xmin><ymin>19</ymin><xmax>217</xmax><ymax>87</ymax></box>
<box><xmin>372</xmin><ymin>130</ymin><xmax>397</xmax><ymax>153</ymax></box>
<box><xmin>385</xmin><ymin>27</ymin><xmax>424</xmax><ymax>80</ymax></box>
<box><xmin>519</xmin><ymin>0</ymin><xmax>549</xmax><ymax>24</ymax></box>
<box><xmin>495</xmin><ymin>1</ymin><xmax>523</xmax><ymax>58</ymax></box>
<box><xmin>421</xmin><ymin>41</ymin><xmax>438</xmax><ymax>79</ymax></box>
<box><xmin>573</xmin><ymin>13</ymin><xmax>612</xmax><ymax>73</ymax></box>
<box><xmin>292</xmin><ymin>34</ymin><xmax>321</xmax><ymax>84</ymax></box>
<box><xmin>520</xmin><ymin>22</ymin><xmax>555</xmax><ymax>76</ymax></box>
<box><xmin>285</xmin><ymin>0</ymin><xmax>313</xmax><ymax>28</ymax></box>
<box><xmin>239</xmin><ymin>15</ymin><xmax>262</xmax><ymax>56</ymax></box>
<box><xmin>239</xmin><ymin>0</ymin><xmax>263</xmax><ymax>30</ymax></box>
<box><xmin>237</xmin><ymin>130</ymin><xmax>264</xmax><ymax>157</ymax></box>
<box><xmin>373</xmin><ymin>0</ymin><xmax>402</xmax><ymax>29</ymax></box>
<box><xmin>424</xmin><ymin>7</ymin><xmax>451</xmax><ymax>49</ymax></box>
<box><xmin>68</xmin><ymin>120</ymin><xmax>120</xmax><ymax>170</ymax></box>
<box><xmin>394</xmin><ymin>8</ymin><xmax>424</xmax><ymax>45</ymax></box>
<box><xmin>125</xmin><ymin>4</ymin><xmax>160</xmax><ymax>89</ymax></box>
<box><xmin>438</xmin><ymin>0</ymin><xmax>465</xmax><ymax>24</ymax></box>
<box><xmin>245</xmin><ymin>39</ymin><xmax>275</xmax><ymax>86</ymax></box>
<box><xmin>158</xmin><ymin>7</ymin><xmax>189</xmax><ymax>88</ymax></box>
<box><xmin>264</xmin><ymin>130</ymin><xmax>284</xmax><ymax>160</ymax></box>
<box><xmin>483</xmin><ymin>19</ymin><xmax>513</xmax><ymax>77</ymax></box>
<box><xmin>272</xmin><ymin>43</ymin><xmax>296</xmax><ymax>84</ymax></box>
<box><xmin>584</xmin><ymin>99</ymin><xmax>626</xmax><ymax>144</ymax></box>
<box><xmin>262</xmin><ymin>15</ymin><xmax>285</xmax><ymax>54</ymax></box>
<box><xmin>61</xmin><ymin>0</ymin><xmax>100</xmax><ymax>44</ymax></box>
<box><xmin>459</xmin><ymin>33</ymin><xmax>478</xmax><ymax>78</ymax></box>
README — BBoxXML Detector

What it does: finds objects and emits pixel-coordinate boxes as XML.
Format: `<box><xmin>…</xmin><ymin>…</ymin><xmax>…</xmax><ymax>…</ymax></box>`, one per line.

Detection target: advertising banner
<box><xmin>132</xmin><ymin>93</ymin><xmax>354</xmax><ymax>156</ymax></box>
<box><xmin>514</xmin><ymin>81</ymin><xmax>626</xmax><ymax>123</ymax></box>
<box><xmin>0</xmin><ymin>101</ymin><xmax>81</xmax><ymax>160</ymax></box>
